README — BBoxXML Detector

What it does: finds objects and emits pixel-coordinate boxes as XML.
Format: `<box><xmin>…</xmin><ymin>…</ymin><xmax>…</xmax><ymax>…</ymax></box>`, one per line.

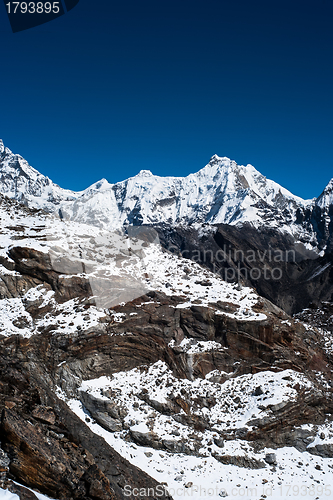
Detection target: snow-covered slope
<box><xmin>0</xmin><ymin>192</ymin><xmax>265</xmax><ymax>316</ymax></box>
<box><xmin>65</xmin><ymin>364</ymin><xmax>333</xmax><ymax>500</ymax></box>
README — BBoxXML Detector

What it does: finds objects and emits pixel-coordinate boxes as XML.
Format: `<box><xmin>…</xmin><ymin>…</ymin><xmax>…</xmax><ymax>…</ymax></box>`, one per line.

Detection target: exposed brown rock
<box><xmin>1</xmin><ymin>243</ymin><xmax>333</xmax><ymax>498</ymax></box>
<box><xmin>31</xmin><ymin>405</ymin><xmax>56</xmax><ymax>425</ymax></box>
<box><xmin>0</xmin><ymin>340</ymin><xmax>172</xmax><ymax>500</ymax></box>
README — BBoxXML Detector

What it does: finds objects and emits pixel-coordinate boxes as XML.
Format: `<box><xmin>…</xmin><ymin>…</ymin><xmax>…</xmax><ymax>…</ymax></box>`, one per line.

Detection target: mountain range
<box><xmin>1</xmin><ymin>138</ymin><xmax>332</xmax><ymax>250</ymax></box>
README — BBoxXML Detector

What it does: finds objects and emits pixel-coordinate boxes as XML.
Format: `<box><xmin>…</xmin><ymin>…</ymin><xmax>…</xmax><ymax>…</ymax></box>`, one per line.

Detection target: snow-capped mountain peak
<box><xmin>82</xmin><ymin>178</ymin><xmax>112</xmax><ymax>195</ymax></box>
<box><xmin>0</xmin><ymin>140</ymin><xmax>79</xmax><ymax>210</ymax></box>
<box><xmin>137</xmin><ymin>169</ymin><xmax>154</xmax><ymax>177</ymax></box>
<box><xmin>316</xmin><ymin>178</ymin><xmax>333</xmax><ymax>208</ymax></box>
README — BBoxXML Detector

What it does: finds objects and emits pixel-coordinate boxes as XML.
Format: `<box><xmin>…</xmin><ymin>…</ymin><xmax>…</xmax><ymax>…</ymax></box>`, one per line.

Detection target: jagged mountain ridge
<box><xmin>1</xmin><ymin>139</ymin><xmax>332</xmax><ymax>248</ymax></box>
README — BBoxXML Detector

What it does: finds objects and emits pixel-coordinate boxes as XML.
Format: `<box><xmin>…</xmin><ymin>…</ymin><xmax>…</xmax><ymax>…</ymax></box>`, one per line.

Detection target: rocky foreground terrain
<box><xmin>0</xmin><ymin>192</ymin><xmax>332</xmax><ymax>500</ymax></box>
<box><xmin>0</xmin><ymin>142</ymin><xmax>333</xmax><ymax>499</ymax></box>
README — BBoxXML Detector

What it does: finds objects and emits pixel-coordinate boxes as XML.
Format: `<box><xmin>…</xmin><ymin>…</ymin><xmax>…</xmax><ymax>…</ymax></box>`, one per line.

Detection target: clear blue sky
<box><xmin>0</xmin><ymin>0</ymin><xmax>332</xmax><ymax>199</ymax></box>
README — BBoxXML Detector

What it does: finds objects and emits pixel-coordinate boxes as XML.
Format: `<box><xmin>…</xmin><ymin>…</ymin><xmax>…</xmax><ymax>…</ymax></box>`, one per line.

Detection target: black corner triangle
<box><xmin>63</xmin><ymin>0</ymin><xmax>80</xmax><ymax>12</ymax></box>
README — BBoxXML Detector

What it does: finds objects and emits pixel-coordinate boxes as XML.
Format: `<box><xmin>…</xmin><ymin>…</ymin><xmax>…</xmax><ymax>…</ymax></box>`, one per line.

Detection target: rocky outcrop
<box><xmin>2</xmin><ymin>408</ymin><xmax>116</xmax><ymax>499</ymax></box>
<box><xmin>79</xmin><ymin>392</ymin><xmax>124</xmax><ymax>432</ymax></box>
<box><xmin>0</xmin><ymin>273</ymin><xmax>41</xmax><ymax>300</ymax></box>
<box><xmin>212</xmin><ymin>454</ymin><xmax>266</xmax><ymax>469</ymax></box>
<box><xmin>0</xmin><ymin>359</ymin><xmax>171</xmax><ymax>500</ymax></box>
<box><xmin>157</xmin><ymin>224</ymin><xmax>333</xmax><ymax>315</ymax></box>
<box><xmin>8</xmin><ymin>246</ymin><xmax>92</xmax><ymax>302</ymax></box>
<box><xmin>246</xmin><ymin>388</ymin><xmax>333</xmax><ymax>448</ymax></box>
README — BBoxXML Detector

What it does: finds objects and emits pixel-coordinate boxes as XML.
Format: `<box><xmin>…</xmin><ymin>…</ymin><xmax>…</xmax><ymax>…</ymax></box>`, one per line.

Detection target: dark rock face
<box><xmin>2</xmin><ymin>408</ymin><xmax>112</xmax><ymax>499</ymax></box>
<box><xmin>295</xmin><ymin>301</ymin><xmax>333</xmax><ymax>334</ymax></box>
<box><xmin>212</xmin><ymin>454</ymin><xmax>266</xmax><ymax>469</ymax></box>
<box><xmin>308</xmin><ymin>443</ymin><xmax>333</xmax><ymax>458</ymax></box>
<box><xmin>8</xmin><ymin>246</ymin><xmax>92</xmax><ymax>302</ymax></box>
<box><xmin>0</xmin><ymin>343</ymin><xmax>171</xmax><ymax>500</ymax></box>
<box><xmin>156</xmin><ymin>224</ymin><xmax>333</xmax><ymax>315</ymax></box>
<box><xmin>79</xmin><ymin>392</ymin><xmax>123</xmax><ymax>432</ymax></box>
<box><xmin>6</xmin><ymin>482</ymin><xmax>40</xmax><ymax>500</ymax></box>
